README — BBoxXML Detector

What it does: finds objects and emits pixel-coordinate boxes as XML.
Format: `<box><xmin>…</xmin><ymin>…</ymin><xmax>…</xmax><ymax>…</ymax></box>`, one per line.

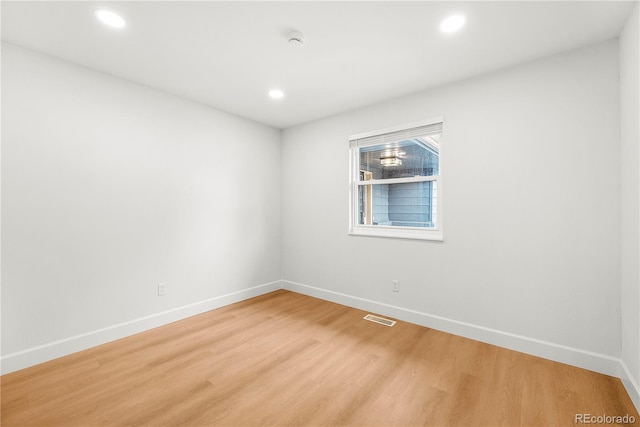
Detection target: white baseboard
<box><xmin>620</xmin><ymin>359</ymin><xmax>640</xmax><ymax>411</ymax></box>
<box><xmin>1</xmin><ymin>280</ymin><xmax>282</xmax><ymax>375</ymax></box>
<box><xmin>282</xmin><ymin>280</ymin><xmax>623</xmax><ymax>379</ymax></box>
<box><xmin>5</xmin><ymin>278</ymin><xmax>638</xmax><ymax>414</ymax></box>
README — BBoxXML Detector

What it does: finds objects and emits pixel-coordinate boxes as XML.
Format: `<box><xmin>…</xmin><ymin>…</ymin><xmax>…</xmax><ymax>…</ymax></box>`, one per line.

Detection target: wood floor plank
<box><xmin>2</xmin><ymin>290</ymin><xmax>638</xmax><ymax>426</ymax></box>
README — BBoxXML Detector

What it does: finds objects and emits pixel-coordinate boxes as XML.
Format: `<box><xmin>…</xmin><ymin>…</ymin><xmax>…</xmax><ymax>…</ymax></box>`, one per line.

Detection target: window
<box><xmin>349</xmin><ymin>118</ymin><xmax>443</xmax><ymax>241</ymax></box>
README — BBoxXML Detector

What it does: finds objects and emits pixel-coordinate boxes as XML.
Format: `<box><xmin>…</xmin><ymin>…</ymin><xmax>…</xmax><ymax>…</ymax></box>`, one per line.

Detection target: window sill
<box><xmin>349</xmin><ymin>225</ymin><xmax>443</xmax><ymax>242</ymax></box>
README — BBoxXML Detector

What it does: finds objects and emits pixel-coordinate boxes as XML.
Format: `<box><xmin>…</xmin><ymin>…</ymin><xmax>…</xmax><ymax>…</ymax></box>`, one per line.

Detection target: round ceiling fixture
<box><xmin>287</xmin><ymin>31</ymin><xmax>305</xmax><ymax>46</ymax></box>
<box><xmin>440</xmin><ymin>15</ymin><xmax>466</xmax><ymax>33</ymax></box>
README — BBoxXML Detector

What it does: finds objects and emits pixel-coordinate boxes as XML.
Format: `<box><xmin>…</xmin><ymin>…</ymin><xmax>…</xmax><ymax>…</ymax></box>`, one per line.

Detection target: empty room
<box><xmin>1</xmin><ymin>1</ymin><xmax>639</xmax><ymax>426</ymax></box>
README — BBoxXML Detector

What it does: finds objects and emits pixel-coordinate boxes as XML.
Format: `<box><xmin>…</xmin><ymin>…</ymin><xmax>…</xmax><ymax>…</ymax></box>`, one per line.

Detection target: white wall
<box><xmin>1</xmin><ymin>28</ymin><xmax>633</xmax><ymax>402</ymax></box>
<box><xmin>1</xmin><ymin>43</ymin><xmax>282</xmax><ymax>371</ymax></box>
<box><xmin>282</xmin><ymin>40</ymin><xmax>621</xmax><ymax>371</ymax></box>
<box><xmin>620</xmin><ymin>2</ymin><xmax>640</xmax><ymax>409</ymax></box>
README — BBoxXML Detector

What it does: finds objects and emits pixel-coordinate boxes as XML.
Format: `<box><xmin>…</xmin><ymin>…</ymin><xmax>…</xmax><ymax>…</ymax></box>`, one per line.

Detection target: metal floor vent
<box><xmin>363</xmin><ymin>314</ymin><xmax>396</xmax><ymax>327</ymax></box>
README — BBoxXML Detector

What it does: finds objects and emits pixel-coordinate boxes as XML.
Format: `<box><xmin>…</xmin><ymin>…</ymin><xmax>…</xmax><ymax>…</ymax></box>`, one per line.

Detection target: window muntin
<box><xmin>349</xmin><ymin>119</ymin><xmax>443</xmax><ymax>241</ymax></box>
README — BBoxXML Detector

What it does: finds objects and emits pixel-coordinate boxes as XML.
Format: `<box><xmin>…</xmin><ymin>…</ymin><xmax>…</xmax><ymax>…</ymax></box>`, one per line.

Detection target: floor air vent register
<box><xmin>363</xmin><ymin>314</ymin><xmax>396</xmax><ymax>327</ymax></box>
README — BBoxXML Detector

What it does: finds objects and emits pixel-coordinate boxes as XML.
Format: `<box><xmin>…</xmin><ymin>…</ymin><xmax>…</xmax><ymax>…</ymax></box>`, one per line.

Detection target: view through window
<box><xmin>349</xmin><ymin>119</ymin><xmax>443</xmax><ymax>240</ymax></box>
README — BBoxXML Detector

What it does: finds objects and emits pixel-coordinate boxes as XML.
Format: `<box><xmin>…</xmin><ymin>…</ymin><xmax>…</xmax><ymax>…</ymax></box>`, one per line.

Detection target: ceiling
<box><xmin>1</xmin><ymin>1</ymin><xmax>635</xmax><ymax>129</ymax></box>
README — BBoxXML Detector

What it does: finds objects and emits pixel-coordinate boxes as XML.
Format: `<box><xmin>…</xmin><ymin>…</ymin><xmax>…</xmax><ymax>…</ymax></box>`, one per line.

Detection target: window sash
<box><xmin>353</xmin><ymin>179</ymin><xmax>440</xmax><ymax>230</ymax></box>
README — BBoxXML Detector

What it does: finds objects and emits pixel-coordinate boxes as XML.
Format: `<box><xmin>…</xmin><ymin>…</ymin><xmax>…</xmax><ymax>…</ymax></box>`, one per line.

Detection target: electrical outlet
<box><xmin>158</xmin><ymin>283</ymin><xmax>167</xmax><ymax>296</ymax></box>
<box><xmin>392</xmin><ymin>280</ymin><xmax>400</xmax><ymax>292</ymax></box>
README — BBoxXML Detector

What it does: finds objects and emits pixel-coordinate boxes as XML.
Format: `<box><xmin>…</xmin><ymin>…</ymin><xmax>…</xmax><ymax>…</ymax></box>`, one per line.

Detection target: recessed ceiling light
<box><xmin>440</xmin><ymin>15</ymin><xmax>465</xmax><ymax>33</ymax></box>
<box><xmin>268</xmin><ymin>89</ymin><xmax>284</xmax><ymax>100</ymax></box>
<box><xmin>95</xmin><ymin>9</ymin><xmax>126</xmax><ymax>29</ymax></box>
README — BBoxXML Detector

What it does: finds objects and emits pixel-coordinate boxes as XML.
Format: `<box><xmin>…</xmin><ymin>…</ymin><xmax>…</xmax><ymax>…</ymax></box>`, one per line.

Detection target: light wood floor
<box><xmin>2</xmin><ymin>290</ymin><xmax>638</xmax><ymax>426</ymax></box>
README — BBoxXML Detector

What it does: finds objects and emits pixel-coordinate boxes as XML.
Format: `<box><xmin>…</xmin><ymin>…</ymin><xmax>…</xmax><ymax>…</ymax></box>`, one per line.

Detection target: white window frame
<box><xmin>348</xmin><ymin>117</ymin><xmax>444</xmax><ymax>241</ymax></box>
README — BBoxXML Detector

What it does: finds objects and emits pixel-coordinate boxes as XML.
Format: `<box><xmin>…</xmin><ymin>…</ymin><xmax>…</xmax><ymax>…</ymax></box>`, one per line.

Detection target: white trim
<box><xmin>349</xmin><ymin>225</ymin><xmax>443</xmax><ymax>241</ymax></box>
<box><xmin>282</xmin><ymin>280</ymin><xmax>623</xmax><ymax>379</ymax></box>
<box><xmin>0</xmin><ymin>280</ymin><xmax>282</xmax><ymax>375</ymax></box>
<box><xmin>620</xmin><ymin>359</ymin><xmax>640</xmax><ymax>412</ymax></box>
<box><xmin>4</xmin><ymin>277</ymin><xmax>637</xmax><ymax>413</ymax></box>
<box><xmin>349</xmin><ymin>116</ymin><xmax>444</xmax><ymax>141</ymax></box>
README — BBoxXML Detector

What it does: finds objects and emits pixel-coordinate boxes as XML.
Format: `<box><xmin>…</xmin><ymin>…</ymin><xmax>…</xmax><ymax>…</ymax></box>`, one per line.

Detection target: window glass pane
<box><xmin>358</xmin><ymin>181</ymin><xmax>437</xmax><ymax>228</ymax></box>
<box><xmin>359</xmin><ymin>136</ymin><xmax>440</xmax><ymax>180</ymax></box>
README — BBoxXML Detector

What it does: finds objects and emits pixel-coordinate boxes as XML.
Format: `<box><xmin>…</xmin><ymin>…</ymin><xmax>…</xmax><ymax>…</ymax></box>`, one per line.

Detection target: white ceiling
<box><xmin>1</xmin><ymin>1</ymin><xmax>635</xmax><ymax>129</ymax></box>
